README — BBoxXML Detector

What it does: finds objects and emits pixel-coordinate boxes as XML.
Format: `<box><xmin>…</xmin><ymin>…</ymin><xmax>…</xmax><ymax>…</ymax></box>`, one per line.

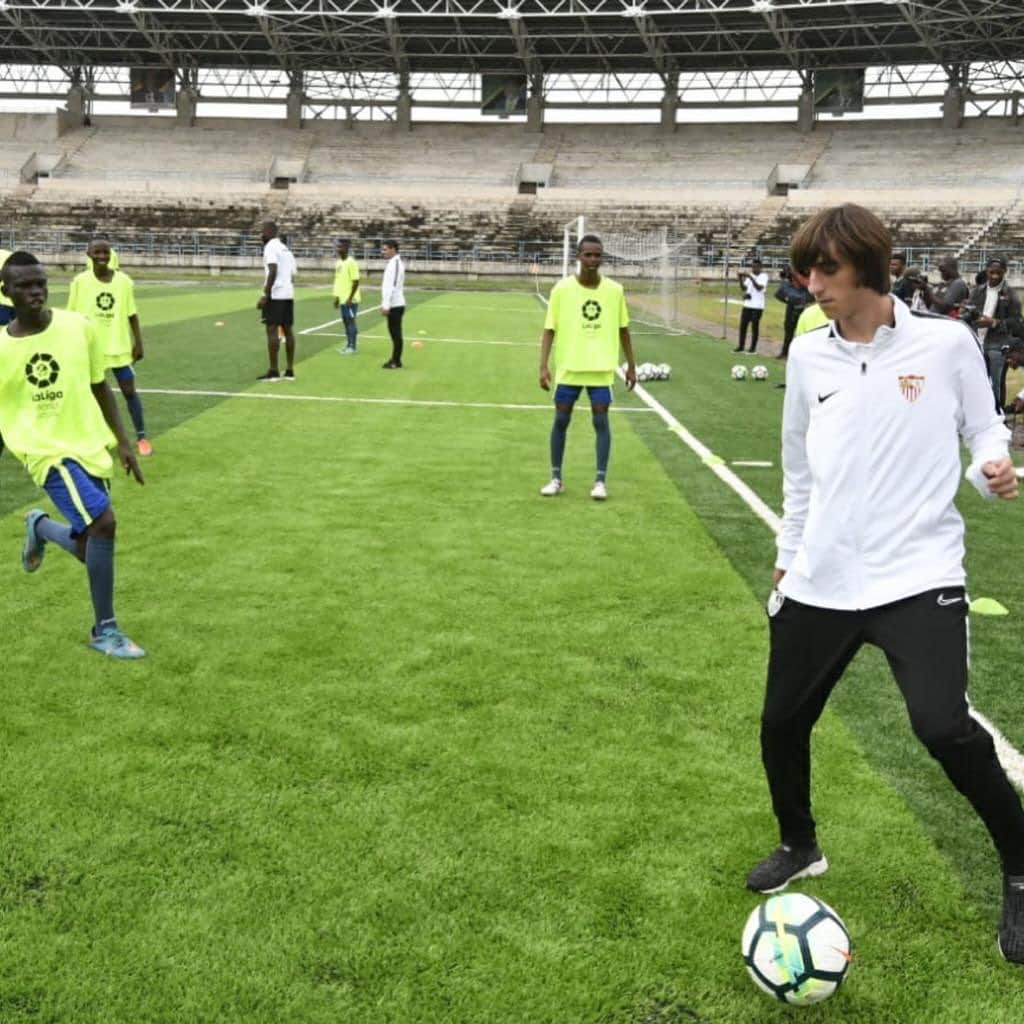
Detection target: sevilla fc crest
<box><xmin>898</xmin><ymin>374</ymin><xmax>925</xmax><ymax>403</ymax></box>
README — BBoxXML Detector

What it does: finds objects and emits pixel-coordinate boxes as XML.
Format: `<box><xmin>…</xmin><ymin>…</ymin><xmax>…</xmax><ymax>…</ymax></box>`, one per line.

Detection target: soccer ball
<box><xmin>659</xmin><ymin>363</ymin><xmax>672</xmax><ymax>380</ymax></box>
<box><xmin>731</xmin><ymin>364</ymin><xmax>748</xmax><ymax>381</ymax></box>
<box><xmin>751</xmin><ymin>364</ymin><xmax>769</xmax><ymax>381</ymax></box>
<box><xmin>742</xmin><ymin>893</ymin><xmax>852</xmax><ymax>1006</ymax></box>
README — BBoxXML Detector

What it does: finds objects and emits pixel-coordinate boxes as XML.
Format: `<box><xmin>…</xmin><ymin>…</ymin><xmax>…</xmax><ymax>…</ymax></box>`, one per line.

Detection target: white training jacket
<box><xmin>776</xmin><ymin>297</ymin><xmax>1009</xmax><ymax>611</ymax></box>
<box><xmin>381</xmin><ymin>254</ymin><xmax>406</xmax><ymax>309</ymax></box>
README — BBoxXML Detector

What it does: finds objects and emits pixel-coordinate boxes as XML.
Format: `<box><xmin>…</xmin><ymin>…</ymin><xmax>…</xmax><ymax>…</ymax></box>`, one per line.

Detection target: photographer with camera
<box><xmin>903</xmin><ymin>266</ymin><xmax>932</xmax><ymax>312</ymax></box>
<box><xmin>734</xmin><ymin>257</ymin><xmax>768</xmax><ymax>354</ymax></box>
<box><xmin>965</xmin><ymin>256</ymin><xmax>1022</xmax><ymax>410</ymax></box>
<box><xmin>774</xmin><ymin>264</ymin><xmax>813</xmax><ymax>359</ymax></box>
<box><xmin>929</xmin><ymin>255</ymin><xmax>970</xmax><ymax>317</ymax></box>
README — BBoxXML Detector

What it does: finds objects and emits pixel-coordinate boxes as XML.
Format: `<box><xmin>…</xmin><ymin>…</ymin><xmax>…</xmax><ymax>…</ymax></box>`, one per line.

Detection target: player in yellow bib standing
<box><xmin>0</xmin><ymin>251</ymin><xmax>145</xmax><ymax>658</ymax></box>
<box><xmin>333</xmin><ymin>238</ymin><xmax>362</xmax><ymax>355</ymax></box>
<box><xmin>68</xmin><ymin>239</ymin><xmax>151</xmax><ymax>456</ymax></box>
<box><xmin>539</xmin><ymin>234</ymin><xmax>637</xmax><ymax>500</ymax></box>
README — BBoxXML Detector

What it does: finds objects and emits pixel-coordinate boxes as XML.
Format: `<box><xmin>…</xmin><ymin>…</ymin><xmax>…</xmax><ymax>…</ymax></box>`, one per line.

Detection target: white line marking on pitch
<box><xmin>334</xmin><ymin>332</ymin><xmax>534</xmax><ymax>348</ymax></box>
<box><xmin>140</xmin><ymin>387</ymin><xmax>655</xmax><ymax>414</ymax></box>
<box><xmin>300</xmin><ymin>304</ymin><xmax>381</xmax><ymax>335</ymax></box>
<box><xmin>534</xmin><ymin>289</ymin><xmax>1024</xmax><ymax>791</ymax></box>
<box><xmin>732</xmin><ymin>460</ymin><xmax>774</xmax><ymax>468</ymax></box>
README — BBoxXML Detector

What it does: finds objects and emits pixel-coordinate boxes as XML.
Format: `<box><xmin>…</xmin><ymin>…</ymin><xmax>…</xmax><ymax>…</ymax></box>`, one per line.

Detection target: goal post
<box><xmin>561</xmin><ymin>214</ymin><xmax>586</xmax><ymax>279</ymax></box>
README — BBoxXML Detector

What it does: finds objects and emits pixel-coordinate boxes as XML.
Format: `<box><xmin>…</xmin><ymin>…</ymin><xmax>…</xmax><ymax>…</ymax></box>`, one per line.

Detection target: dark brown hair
<box><xmin>790</xmin><ymin>204</ymin><xmax>891</xmax><ymax>296</ymax></box>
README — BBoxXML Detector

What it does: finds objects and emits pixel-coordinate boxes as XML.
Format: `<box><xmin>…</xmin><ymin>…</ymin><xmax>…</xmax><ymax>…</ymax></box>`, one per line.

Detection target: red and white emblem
<box><xmin>898</xmin><ymin>374</ymin><xmax>925</xmax><ymax>403</ymax></box>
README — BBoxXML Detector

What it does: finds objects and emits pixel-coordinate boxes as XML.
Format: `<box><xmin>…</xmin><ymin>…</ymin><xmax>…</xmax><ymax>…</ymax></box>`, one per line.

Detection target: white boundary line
<box><xmin>300</xmin><ymin>304</ymin><xmax>381</xmax><ymax>335</ymax></box>
<box><xmin>343</xmin><ymin>332</ymin><xmax>534</xmax><ymax>348</ymax></box>
<box><xmin>533</xmin><ymin>290</ymin><xmax>1024</xmax><ymax>790</ymax></box>
<box><xmin>140</xmin><ymin>387</ymin><xmax>655</xmax><ymax>414</ymax></box>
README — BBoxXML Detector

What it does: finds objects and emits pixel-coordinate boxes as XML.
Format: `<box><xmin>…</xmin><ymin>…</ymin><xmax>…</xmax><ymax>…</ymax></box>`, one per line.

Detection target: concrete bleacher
<box><xmin>2</xmin><ymin>114</ymin><xmax>1021</xmax><ymax>267</ymax></box>
<box><xmin>306</xmin><ymin>123</ymin><xmax>539</xmax><ymax>188</ymax></box>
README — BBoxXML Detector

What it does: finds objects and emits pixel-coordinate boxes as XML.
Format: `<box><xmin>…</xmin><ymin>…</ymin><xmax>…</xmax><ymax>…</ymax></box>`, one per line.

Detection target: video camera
<box><xmin>959</xmin><ymin>302</ymin><xmax>980</xmax><ymax>328</ymax></box>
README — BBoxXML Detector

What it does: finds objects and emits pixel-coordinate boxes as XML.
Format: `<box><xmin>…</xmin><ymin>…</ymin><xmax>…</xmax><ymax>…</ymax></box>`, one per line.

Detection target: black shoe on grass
<box><xmin>999</xmin><ymin>874</ymin><xmax>1024</xmax><ymax>963</ymax></box>
<box><xmin>257</xmin><ymin>369</ymin><xmax>280</xmax><ymax>382</ymax></box>
<box><xmin>746</xmin><ymin>844</ymin><xmax>828</xmax><ymax>894</ymax></box>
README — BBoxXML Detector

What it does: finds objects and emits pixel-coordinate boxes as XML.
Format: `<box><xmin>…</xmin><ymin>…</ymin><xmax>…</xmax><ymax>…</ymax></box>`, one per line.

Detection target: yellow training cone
<box><xmin>970</xmin><ymin>597</ymin><xmax>1009</xmax><ymax>616</ymax></box>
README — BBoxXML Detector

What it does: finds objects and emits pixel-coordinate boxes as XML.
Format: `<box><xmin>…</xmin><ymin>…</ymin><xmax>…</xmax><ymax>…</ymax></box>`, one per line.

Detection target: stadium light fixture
<box><xmin>496</xmin><ymin>6</ymin><xmax>522</xmax><ymax>19</ymax></box>
<box><xmin>116</xmin><ymin>0</ymin><xmax>139</xmax><ymax>11</ymax></box>
<box><xmin>620</xmin><ymin>4</ymin><xmax>645</xmax><ymax>16</ymax></box>
<box><xmin>750</xmin><ymin>0</ymin><xmax>774</xmax><ymax>10</ymax></box>
<box><xmin>244</xmin><ymin>2</ymin><xmax>268</xmax><ymax>16</ymax></box>
<box><xmin>374</xmin><ymin>5</ymin><xmax>399</xmax><ymax>18</ymax></box>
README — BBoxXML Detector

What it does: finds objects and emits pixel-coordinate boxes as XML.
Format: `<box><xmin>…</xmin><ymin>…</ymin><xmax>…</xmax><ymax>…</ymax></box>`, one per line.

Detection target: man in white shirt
<box><xmin>380</xmin><ymin>239</ymin><xmax>406</xmax><ymax>370</ymax></box>
<box><xmin>256</xmin><ymin>221</ymin><xmax>297</xmax><ymax>382</ymax></box>
<box><xmin>734</xmin><ymin>257</ymin><xmax>768</xmax><ymax>353</ymax></box>
<box><xmin>745</xmin><ymin>203</ymin><xmax>1024</xmax><ymax>965</ymax></box>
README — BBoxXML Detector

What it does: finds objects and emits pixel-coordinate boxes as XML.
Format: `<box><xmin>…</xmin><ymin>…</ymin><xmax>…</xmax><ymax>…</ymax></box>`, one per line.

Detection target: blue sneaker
<box><xmin>22</xmin><ymin>508</ymin><xmax>48</xmax><ymax>573</ymax></box>
<box><xmin>89</xmin><ymin>624</ymin><xmax>146</xmax><ymax>660</ymax></box>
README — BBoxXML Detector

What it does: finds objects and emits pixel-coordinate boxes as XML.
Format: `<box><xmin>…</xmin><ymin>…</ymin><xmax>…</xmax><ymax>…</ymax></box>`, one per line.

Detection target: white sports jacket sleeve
<box><xmin>957</xmin><ymin>337</ymin><xmax>1012</xmax><ymax>499</ymax></box>
<box><xmin>776</xmin><ymin>355</ymin><xmax>811</xmax><ymax>571</ymax></box>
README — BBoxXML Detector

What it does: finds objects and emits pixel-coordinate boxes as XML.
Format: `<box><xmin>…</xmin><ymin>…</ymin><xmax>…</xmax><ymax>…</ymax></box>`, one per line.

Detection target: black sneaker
<box><xmin>382</xmin><ymin>361</ymin><xmax>402</xmax><ymax>370</ymax></box>
<box><xmin>746</xmin><ymin>844</ymin><xmax>828</xmax><ymax>894</ymax></box>
<box><xmin>257</xmin><ymin>370</ymin><xmax>280</xmax><ymax>382</ymax></box>
<box><xmin>998</xmin><ymin>874</ymin><xmax>1024</xmax><ymax>963</ymax></box>
<box><xmin>283</xmin><ymin>369</ymin><xmax>295</xmax><ymax>380</ymax></box>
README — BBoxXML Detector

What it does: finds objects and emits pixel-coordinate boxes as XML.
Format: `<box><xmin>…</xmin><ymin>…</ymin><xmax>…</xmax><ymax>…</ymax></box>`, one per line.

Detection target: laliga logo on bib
<box><xmin>96</xmin><ymin>292</ymin><xmax>115</xmax><ymax>312</ymax></box>
<box><xmin>898</xmin><ymin>374</ymin><xmax>925</xmax><ymax>403</ymax></box>
<box><xmin>25</xmin><ymin>352</ymin><xmax>60</xmax><ymax>389</ymax></box>
<box><xmin>582</xmin><ymin>299</ymin><xmax>602</xmax><ymax>322</ymax></box>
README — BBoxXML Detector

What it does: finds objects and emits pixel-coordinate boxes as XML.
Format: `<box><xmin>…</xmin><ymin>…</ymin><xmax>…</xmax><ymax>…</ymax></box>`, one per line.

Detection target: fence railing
<box><xmin>1</xmin><ymin>229</ymin><xmax>1021</xmax><ymax>279</ymax></box>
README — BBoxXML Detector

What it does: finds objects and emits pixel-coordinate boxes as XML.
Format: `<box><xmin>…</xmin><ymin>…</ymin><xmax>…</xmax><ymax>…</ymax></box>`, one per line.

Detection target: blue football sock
<box><xmin>125</xmin><ymin>392</ymin><xmax>146</xmax><ymax>439</ymax></box>
<box><xmin>550</xmin><ymin>407</ymin><xmax>572</xmax><ymax>479</ymax></box>
<box><xmin>35</xmin><ymin>515</ymin><xmax>78</xmax><ymax>555</ymax></box>
<box><xmin>85</xmin><ymin>535</ymin><xmax>116</xmax><ymax>630</ymax></box>
<box><xmin>592</xmin><ymin>409</ymin><xmax>611</xmax><ymax>481</ymax></box>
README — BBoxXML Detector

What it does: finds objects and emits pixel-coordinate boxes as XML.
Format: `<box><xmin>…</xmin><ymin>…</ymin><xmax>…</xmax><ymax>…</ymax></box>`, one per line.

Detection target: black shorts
<box><xmin>262</xmin><ymin>298</ymin><xmax>294</xmax><ymax>327</ymax></box>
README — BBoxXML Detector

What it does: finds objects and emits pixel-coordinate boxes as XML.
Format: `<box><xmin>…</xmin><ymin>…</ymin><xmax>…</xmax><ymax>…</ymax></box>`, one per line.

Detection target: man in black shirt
<box><xmin>929</xmin><ymin>255</ymin><xmax>970</xmax><ymax>317</ymax></box>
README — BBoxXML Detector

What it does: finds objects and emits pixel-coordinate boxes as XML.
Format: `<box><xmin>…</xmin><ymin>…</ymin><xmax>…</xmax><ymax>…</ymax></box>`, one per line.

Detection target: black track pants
<box><xmin>387</xmin><ymin>306</ymin><xmax>405</xmax><ymax>366</ymax></box>
<box><xmin>761</xmin><ymin>586</ymin><xmax>1024</xmax><ymax>872</ymax></box>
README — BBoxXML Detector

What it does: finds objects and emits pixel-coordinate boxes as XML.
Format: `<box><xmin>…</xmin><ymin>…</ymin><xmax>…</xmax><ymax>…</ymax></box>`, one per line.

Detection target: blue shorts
<box><xmin>43</xmin><ymin>460</ymin><xmax>111</xmax><ymax>537</ymax></box>
<box><xmin>111</xmin><ymin>364</ymin><xmax>135</xmax><ymax>383</ymax></box>
<box><xmin>554</xmin><ymin>384</ymin><xmax>613</xmax><ymax>407</ymax></box>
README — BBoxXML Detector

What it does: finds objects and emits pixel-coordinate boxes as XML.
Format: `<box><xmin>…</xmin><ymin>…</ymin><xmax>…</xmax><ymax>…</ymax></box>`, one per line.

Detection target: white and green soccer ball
<box><xmin>731</xmin><ymin>364</ymin><xmax>748</xmax><ymax>381</ymax></box>
<box><xmin>751</xmin><ymin>364</ymin><xmax>769</xmax><ymax>381</ymax></box>
<box><xmin>742</xmin><ymin>893</ymin><xmax>851</xmax><ymax>1006</ymax></box>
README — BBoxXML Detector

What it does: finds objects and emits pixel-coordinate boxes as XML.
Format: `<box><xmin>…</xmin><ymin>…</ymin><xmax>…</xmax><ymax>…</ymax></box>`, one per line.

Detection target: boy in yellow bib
<box><xmin>539</xmin><ymin>235</ymin><xmax>637</xmax><ymax>500</ymax></box>
<box><xmin>0</xmin><ymin>252</ymin><xmax>145</xmax><ymax>658</ymax></box>
<box><xmin>68</xmin><ymin>239</ymin><xmax>150</xmax><ymax>456</ymax></box>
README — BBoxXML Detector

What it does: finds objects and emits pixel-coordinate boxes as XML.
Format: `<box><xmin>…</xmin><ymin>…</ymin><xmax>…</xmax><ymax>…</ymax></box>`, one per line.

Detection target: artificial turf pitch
<box><xmin>1</xmin><ymin>281</ymin><xmax>1023</xmax><ymax>1022</ymax></box>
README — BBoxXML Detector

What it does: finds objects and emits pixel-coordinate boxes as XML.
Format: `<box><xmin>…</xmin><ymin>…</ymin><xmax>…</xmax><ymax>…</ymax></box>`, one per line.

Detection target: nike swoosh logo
<box><xmin>937</xmin><ymin>594</ymin><xmax>962</xmax><ymax>606</ymax></box>
<box><xmin>817</xmin><ymin>390</ymin><xmax>839</xmax><ymax>404</ymax></box>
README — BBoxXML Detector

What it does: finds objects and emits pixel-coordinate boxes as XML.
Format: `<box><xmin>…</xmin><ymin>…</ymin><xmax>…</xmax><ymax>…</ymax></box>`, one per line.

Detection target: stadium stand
<box><xmin>1</xmin><ymin>115</ymin><xmax>1021</xmax><ymax>270</ymax></box>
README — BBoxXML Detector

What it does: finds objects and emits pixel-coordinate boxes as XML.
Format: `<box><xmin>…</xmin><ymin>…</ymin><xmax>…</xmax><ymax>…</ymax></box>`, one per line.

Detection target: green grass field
<box><xmin>2</xmin><ymin>279</ymin><xmax>1024</xmax><ymax>1022</ymax></box>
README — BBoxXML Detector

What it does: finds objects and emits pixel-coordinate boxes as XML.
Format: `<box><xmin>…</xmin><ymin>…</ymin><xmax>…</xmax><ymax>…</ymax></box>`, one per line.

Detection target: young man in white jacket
<box><xmin>746</xmin><ymin>203</ymin><xmax>1024</xmax><ymax>964</ymax></box>
<box><xmin>380</xmin><ymin>240</ymin><xmax>406</xmax><ymax>370</ymax></box>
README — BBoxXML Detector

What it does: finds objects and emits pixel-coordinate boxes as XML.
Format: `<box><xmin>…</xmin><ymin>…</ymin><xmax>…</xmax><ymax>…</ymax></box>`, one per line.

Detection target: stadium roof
<box><xmin>2</xmin><ymin>1</ymin><xmax>1023</xmax><ymax>78</ymax></box>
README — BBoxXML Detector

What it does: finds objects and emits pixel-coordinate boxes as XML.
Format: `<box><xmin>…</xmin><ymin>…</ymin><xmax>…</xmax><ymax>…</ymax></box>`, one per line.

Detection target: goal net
<box><xmin>558</xmin><ymin>214</ymin><xmax>693</xmax><ymax>335</ymax></box>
